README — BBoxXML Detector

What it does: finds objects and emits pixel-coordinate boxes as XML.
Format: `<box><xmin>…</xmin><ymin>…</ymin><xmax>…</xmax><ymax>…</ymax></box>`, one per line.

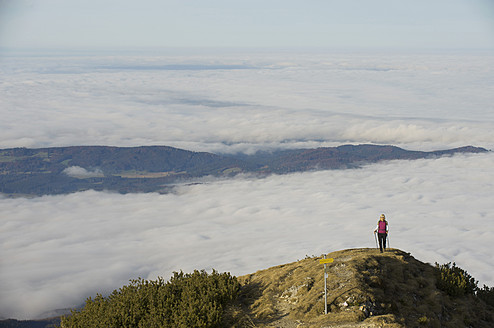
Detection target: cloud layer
<box><xmin>1</xmin><ymin>52</ymin><xmax>493</xmax><ymax>153</ymax></box>
<box><xmin>1</xmin><ymin>51</ymin><xmax>494</xmax><ymax>319</ymax></box>
<box><xmin>63</xmin><ymin>166</ymin><xmax>103</xmax><ymax>178</ymax></box>
<box><xmin>1</xmin><ymin>153</ymin><xmax>494</xmax><ymax>319</ymax></box>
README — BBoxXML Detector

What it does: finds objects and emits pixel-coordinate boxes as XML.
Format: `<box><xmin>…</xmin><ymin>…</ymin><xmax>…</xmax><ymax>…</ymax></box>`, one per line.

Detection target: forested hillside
<box><xmin>0</xmin><ymin>144</ymin><xmax>487</xmax><ymax>196</ymax></box>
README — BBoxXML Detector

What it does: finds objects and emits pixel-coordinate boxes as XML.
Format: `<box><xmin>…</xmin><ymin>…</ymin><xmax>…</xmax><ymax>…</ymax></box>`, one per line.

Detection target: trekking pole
<box><xmin>374</xmin><ymin>231</ymin><xmax>378</xmax><ymax>249</ymax></box>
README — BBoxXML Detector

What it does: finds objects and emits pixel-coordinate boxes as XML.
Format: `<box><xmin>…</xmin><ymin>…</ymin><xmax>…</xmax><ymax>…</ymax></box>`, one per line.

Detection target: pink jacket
<box><xmin>376</xmin><ymin>220</ymin><xmax>388</xmax><ymax>234</ymax></box>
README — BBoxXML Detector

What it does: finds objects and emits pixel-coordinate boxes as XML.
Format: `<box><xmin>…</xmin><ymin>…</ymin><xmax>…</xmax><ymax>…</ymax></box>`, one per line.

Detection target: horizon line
<box><xmin>2</xmin><ymin>45</ymin><xmax>494</xmax><ymax>57</ymax></box>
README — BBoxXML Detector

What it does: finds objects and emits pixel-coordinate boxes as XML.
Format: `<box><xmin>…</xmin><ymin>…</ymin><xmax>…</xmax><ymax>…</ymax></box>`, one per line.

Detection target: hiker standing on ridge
<box><xmin>374</xmin><ymin>214</ymin><xmax>389</xmax><ymax>253</ymax></box>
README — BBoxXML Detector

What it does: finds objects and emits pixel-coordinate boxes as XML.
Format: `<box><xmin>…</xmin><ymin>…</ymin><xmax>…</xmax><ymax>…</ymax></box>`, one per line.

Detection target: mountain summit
<box><xmin>3</xmin><ymin>248</ymin><xmax>492</xmax><ymax>328</ymax></box>
<box><xmin>234</xmin><ymin>248</ymin><xmax>493</xmax><ymax>327</ymax></box>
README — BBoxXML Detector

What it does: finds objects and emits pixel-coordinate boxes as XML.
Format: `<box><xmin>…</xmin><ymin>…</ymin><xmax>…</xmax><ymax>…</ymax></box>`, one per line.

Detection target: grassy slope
<box><xmin>230</xmin><ymin>248</ymin><xmax>493</xmax><ymax>328</ymax></box>
<box><xmin>2</xmin><ymin>248</ymin><xmax>493</xmax><ymax>328</ymax></box>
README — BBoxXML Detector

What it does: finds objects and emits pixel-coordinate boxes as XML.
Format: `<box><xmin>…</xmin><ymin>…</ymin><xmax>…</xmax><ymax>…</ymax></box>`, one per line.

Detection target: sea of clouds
<box><xmin>1</xmin><ymin>51</ymin><xmax>494</xmax><ymax>153</ymax></box>
<box><xmin>1</xmin><ymin>50</ymin><xmax>494</xmax><ymax>319</ymax></box>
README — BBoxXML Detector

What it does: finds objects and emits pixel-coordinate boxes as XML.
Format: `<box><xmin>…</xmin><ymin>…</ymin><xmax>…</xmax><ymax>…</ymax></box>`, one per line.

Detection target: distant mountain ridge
<box><xmin>0</xmin><ymin>144</ymin><xmax>487</xmax><ymax>196</ymax></box>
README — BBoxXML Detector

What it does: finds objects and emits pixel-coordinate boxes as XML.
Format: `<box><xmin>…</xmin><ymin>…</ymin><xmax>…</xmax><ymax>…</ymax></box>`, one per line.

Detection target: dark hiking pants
<box><xmin>378</xmin><ymin>233</ymin><xmax>387</xmax><ymax>252</ymax></box>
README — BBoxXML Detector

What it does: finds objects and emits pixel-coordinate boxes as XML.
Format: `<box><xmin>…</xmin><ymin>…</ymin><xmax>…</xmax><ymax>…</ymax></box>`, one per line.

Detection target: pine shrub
<box><xmin>477</xmin><ymin>285</ymin><xmax>494</xmax><ymax>307</ymax></box>
<box><xmin>434</xmin><ymin>262</ymin><xmax>477</xmax><ymax>297</ymax></box>
<box><xmin>60</xmin><ymin>270</ymin><xmax>240</xmax><ymax>328</ymax></box>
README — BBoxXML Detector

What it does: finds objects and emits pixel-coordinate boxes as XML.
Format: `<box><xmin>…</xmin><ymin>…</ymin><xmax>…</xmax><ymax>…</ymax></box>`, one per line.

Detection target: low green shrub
<box><xmin>435</xmin><ymin>262</ymin><xmax>477</xmax><ymax>297</ymax></box>
<box><xmin>417</xmin><ymin>315</ymin><xmax>428</xmax><ymax>325</ymax></box>
<box><xmin>477</xmin><ymin>285</ymin><xmax>494</xmax><ymax>307</ymax></box>
<box><xmin>60</xmin><ymin>270</ymin><xmax>240</xmax><ymax>328</ymax></box>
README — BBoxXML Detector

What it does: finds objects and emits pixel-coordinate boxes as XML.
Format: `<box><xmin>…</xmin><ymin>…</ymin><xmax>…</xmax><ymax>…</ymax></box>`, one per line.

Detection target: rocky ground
<box><xmin>230</xmin><ymin>248</ymin><xmax>493</xmax><ymax>328</ymax></box>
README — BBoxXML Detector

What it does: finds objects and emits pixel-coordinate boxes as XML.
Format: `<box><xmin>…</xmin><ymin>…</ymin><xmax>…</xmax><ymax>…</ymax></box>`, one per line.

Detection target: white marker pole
<box><xmin>324</xmin><ymin>254</ymin><xmax>327</xmax><ymax>314</ymax></box>
<box><xmin>320</xmin><ymin>256</ymin><xmax>333</xmax><ymax>315</ymax></box>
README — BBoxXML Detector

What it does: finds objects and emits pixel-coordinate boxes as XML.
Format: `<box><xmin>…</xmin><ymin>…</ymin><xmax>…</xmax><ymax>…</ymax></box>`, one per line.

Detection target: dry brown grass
<box><xmin>233</xmin><ymin>248</ymin><xmax>494</xmax><ymax>328</ymax></box>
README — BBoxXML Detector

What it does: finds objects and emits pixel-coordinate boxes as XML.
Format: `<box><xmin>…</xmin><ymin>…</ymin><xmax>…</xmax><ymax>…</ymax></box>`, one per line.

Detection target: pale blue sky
<box><xmin>1</xmin><ymin>0</ymin><xmax>494</xmax><ymax>50</ymax></box>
